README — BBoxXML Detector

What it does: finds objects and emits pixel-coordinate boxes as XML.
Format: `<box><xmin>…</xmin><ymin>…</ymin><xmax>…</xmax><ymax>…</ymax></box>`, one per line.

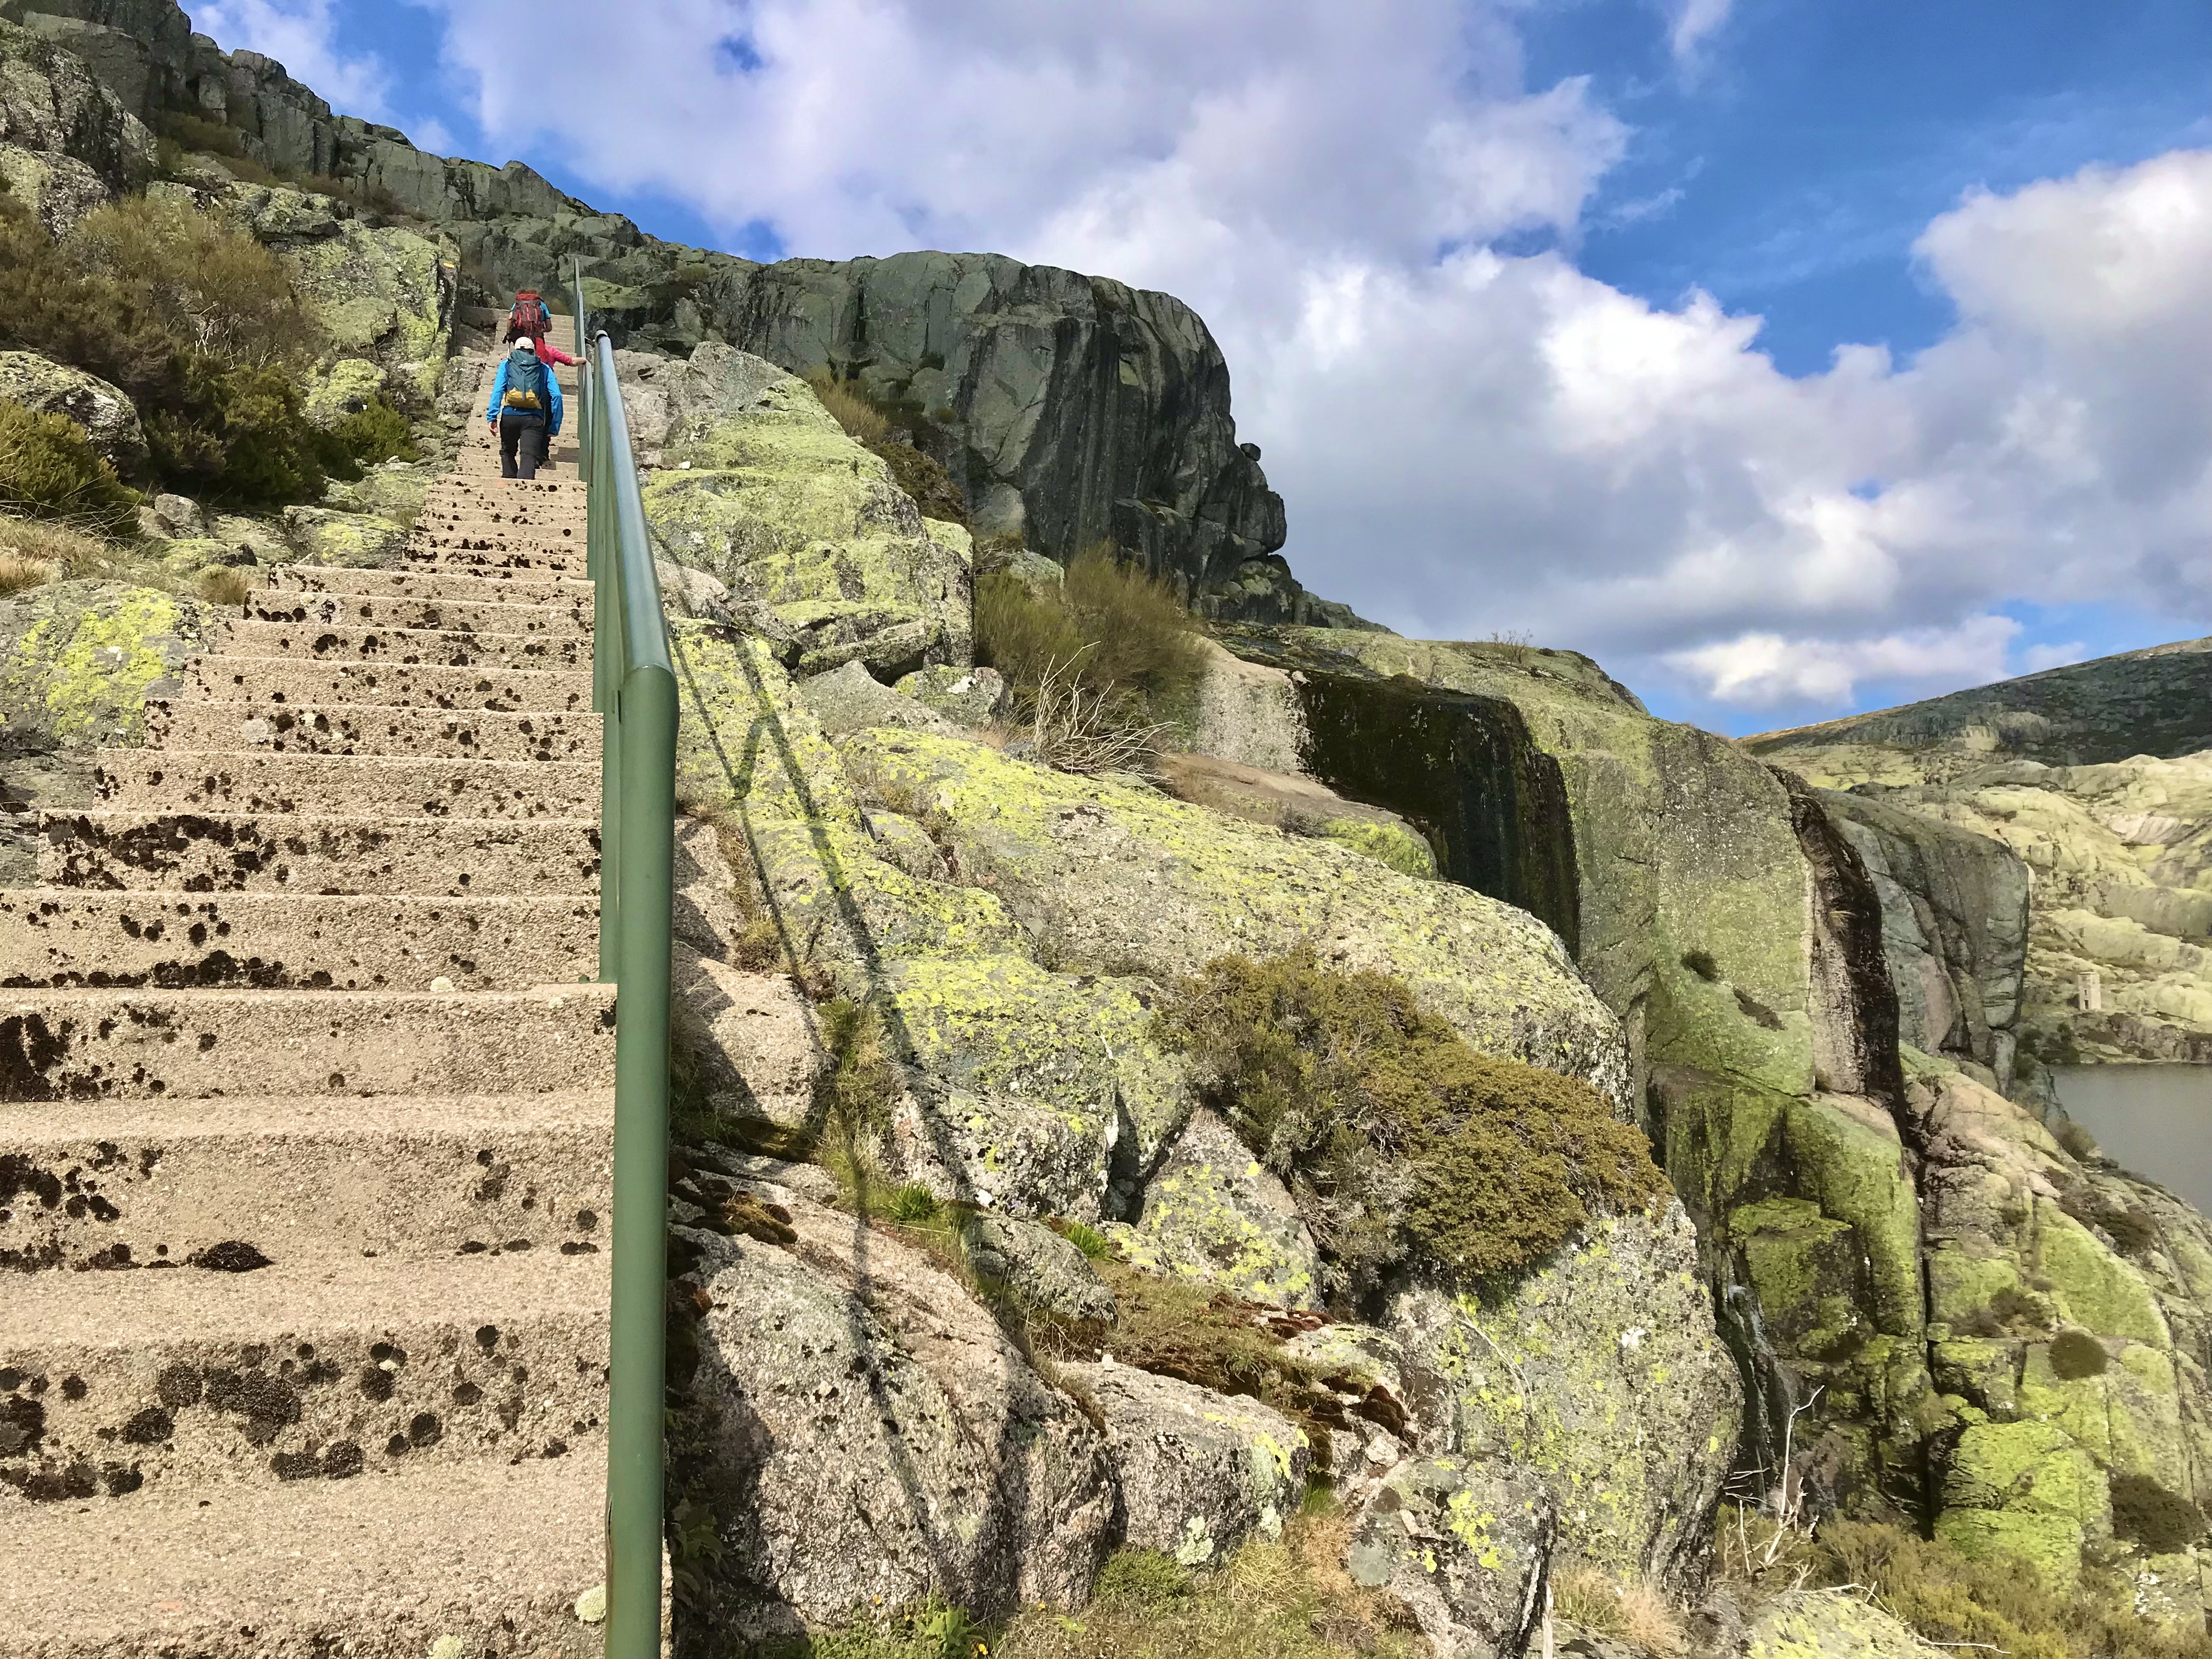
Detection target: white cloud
<box><xmin>1655</xmin><ymin>0</ymin><xmax>1734</xmax><ymax>67</ymax></box>
<box><xmin>1664</xmin><ymin>616</ymin><xmax>2021</xmax><ymax>707</ymax></box>
<box><xmin>379</xmin><ymin>4</ymin><xmax>2212</xmax><ymax>712</ymax></box>
<box><xmin>194</xmin><ymin>0</ymin><xmax>396</xmax><ymax>122</ymax></box>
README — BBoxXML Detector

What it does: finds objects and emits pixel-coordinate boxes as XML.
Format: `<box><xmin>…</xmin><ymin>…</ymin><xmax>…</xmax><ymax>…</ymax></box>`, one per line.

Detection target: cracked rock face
<box><xmin>670</xmin><ymin>1197</ymin><xmax>1114</xmax><ymax>1648</ymax></box>
<box><xmin>1345</xmin><ymin>1453</ymin><xmax>1553</xmax><ymax>1659</ymax></box>
<box><xmin>1058</xmin><ymin>1358</ymin><xmax>1311</xmax><ymax>1567</ymax></box>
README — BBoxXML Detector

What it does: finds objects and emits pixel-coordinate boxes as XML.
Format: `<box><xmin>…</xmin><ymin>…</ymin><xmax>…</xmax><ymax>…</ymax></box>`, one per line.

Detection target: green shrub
<box><xmin>0</xmin><ymin>401</ymin><xmax>139</xmax><ymax>533</ymax></box>
<box><xmin>975</xmin><ymin>544</ymin><xmax>1206</xmax><ymax>763</ymax></box>
<box><xmin>1093</xmin><ymin>1549</ymin><xmax>1193</xmax><ymax>1609</ymax></box>
<box><xmin>1058</xmin><ymin>1221</ymin><xmax>1114</xmax><ymax>1261</ymax></box>
<box><xmin>69</xmin><ymin>195</ymin><xmax>320</xmax><ymax>369</ymax></box>
<box><xmin>2047</xmin><ymin>1327</ymin><xmax>2109</xmax><ymax>1380</ymax></box>
<box><xmin>0</xmin><ymin>191</ymin><xmax>331</xmax><ymax>508</ymax></box>
<box><xmin>2055</xmin><ymin>1115</ymin><xmax>2101</xmax><ymax>1161</ymax></box>
<box><xmin>146</xmin><ymin>357</ymin><xmax>326</xmax><ymax>507</ymax></box>
<box><xmin>888</xmin><ymin>1182</ymin><xmax>943</xmax><ymax>1224</ymax></box>
<box><xmin>2111</xmin><ymin>1472</ymin><xmax>2207</xmax><ymax>1554</ymax></box>
<box><xmin>319</xmin><ymin>396</ymin><xmax>418</xmax><ymax>472</ymax></box>
<box><xmin>1155</xmin><ymin>949</ymin><xmax>1668</xmax><ymax>1300</ymax></box>
<box><xmin>1722</xmin><ymin>1513</ymin><xmax>2212</xmax><ymax>1659</ymax></box>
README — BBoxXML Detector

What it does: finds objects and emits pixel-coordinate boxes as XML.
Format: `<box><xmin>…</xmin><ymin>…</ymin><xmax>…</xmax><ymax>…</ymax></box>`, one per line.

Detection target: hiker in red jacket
<box><xmin>503</xmin><ymin>289</ymin><xmax>579</xmax><ymax>366</ymax></box>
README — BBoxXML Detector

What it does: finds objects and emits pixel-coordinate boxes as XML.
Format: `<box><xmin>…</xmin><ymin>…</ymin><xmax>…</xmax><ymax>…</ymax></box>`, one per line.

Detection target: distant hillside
<box><xmin>1746</xmin><ymin>635</ymin><xmax>2212</xmax><ymax>768</ymax></box>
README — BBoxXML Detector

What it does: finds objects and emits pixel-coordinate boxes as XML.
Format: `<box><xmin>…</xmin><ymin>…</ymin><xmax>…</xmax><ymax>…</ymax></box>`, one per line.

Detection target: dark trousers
<box><xmin>499</xmin><ymin>410</ymin><xmax>549</xmax><ymax>479</ymax></box>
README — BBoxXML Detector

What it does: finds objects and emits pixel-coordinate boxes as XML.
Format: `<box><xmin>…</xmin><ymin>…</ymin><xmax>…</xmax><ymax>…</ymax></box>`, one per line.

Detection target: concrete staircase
<box><xmin>2</xmin><ymin>371</ymin><xmax>614</xmax><ymax>1658</ymax></box>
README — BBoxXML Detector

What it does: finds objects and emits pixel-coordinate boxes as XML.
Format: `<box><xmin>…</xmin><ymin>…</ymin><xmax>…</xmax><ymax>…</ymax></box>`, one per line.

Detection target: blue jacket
<box><xmin>486</xmin><ymin>354</ymin><xmax>564</xmax><ymax>433</ymax></box>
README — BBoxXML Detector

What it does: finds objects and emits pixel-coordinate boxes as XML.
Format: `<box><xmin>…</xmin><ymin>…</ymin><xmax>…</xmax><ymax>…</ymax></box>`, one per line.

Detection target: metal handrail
<box><xmin>575</xmin><ymin>265</ymin><xmax>675</xmax><ymax>1658</ymax></box>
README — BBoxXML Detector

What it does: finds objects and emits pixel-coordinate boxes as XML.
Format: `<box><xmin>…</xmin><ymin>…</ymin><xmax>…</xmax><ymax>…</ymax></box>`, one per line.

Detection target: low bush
<box><xmin>0</xmin><ymin>192</ymin><xmax>333</xmax><ymax>509</ymax></box>
<box><xmin>2047</xmin><ymin>1327</ymin><xmax>2109</xmax><ymax>1380</ymax></box>
<box><xmin>805</xmin><ymin>370</ymin><xmax>969</xmax><ymax>525</ymax></box>
<box><xmin>0</xmin><ymin>401</ymin><xmax>139</xmax><ymax>533</ymax></box>
<box><xmin>195</xmin><ymin>566</ymin><xmax>250</xmax><ymax>607</ymax></box>
<box><xmin>1155</xmin><ymin>949</ymin><xmax>1668</xmax><ymax>1302</ymax></box>
<box><xmin>0</xmin><ymin>511</ymin><xmax>115</xmax><ymax>578</ymax></box>
<box><xmin>1552</xmin><ymin>1565</ymin><xmax>1686</xmax><ymax>1656</ymax></box>
<box><xmin>320</xmin><ymin>397</ymin><xmax>418</xmax><ymax>472</ymax></box>
<box><xmin>1720</xmin><ymin>1510</ymin><xmax>2212</xmax><ymax>1659</ymax></box>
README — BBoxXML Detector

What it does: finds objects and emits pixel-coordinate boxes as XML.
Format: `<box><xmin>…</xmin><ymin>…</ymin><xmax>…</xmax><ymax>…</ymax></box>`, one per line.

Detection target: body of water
<box><xmin>2052</xmin><ymin>1064</ymin><xmax>2212</xmax><ymax>1214</ymax></box>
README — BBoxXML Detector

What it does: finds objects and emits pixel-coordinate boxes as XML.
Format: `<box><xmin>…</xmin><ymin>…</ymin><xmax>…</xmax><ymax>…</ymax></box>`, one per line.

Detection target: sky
<box><xmin>191</xmin><ymin>0</ymin><xmax>2212</xmax><ymax>734</ymax></box>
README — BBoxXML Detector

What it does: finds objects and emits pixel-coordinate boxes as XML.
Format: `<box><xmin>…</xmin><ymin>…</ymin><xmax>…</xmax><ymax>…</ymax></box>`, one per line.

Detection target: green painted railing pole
<box><xmin>580</xmin><ymin>322</ymin><xmax>676</xmax><ymax>1657</ymax></box>
<box><xmin>606</xmin><ymin>664</ymin><xmax>676</xmax><ymax>1658</ymax></box>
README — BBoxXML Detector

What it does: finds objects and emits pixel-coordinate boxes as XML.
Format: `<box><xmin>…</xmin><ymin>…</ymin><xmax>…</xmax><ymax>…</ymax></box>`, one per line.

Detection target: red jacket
<box><xmin>532</xmin><ymin>336</ymin><xmax>579</xmax><ymax>368</ymax></box>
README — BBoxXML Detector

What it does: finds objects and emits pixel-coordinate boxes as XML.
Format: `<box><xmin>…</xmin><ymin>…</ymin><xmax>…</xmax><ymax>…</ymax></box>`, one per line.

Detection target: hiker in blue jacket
<box><xmin>484</xmin><ymin>334</ymin><xmax>565</xmax><ymax>480</ymax></box>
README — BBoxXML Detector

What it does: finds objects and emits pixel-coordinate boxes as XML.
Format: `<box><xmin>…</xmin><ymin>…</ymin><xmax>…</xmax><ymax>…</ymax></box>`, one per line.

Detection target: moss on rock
<box><xmin>0</xmin><ymin>580</ymin><xmax>208</xmax><ymax>747</ymax></box>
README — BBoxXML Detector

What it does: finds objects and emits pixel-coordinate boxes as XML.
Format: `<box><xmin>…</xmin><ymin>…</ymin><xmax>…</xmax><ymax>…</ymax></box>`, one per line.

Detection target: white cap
<box><xmin>512</xmin><ymin>336</ymin><xmax>537</xmax><ymax>352</ymax></box>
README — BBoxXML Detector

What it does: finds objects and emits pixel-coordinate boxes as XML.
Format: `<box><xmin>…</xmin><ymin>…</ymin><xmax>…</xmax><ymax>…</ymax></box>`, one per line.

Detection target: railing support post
<box><xmin>606</xmin><ymin>663</ymin><xmax>675</xmax><ymax>1658</ymax></box>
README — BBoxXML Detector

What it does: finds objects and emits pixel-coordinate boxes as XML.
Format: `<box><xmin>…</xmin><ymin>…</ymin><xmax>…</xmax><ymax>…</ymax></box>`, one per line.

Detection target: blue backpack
<box><xmin>501</xmin><ymin>351</ymin><xmax>549</xmax><ymax>413</ymax></box>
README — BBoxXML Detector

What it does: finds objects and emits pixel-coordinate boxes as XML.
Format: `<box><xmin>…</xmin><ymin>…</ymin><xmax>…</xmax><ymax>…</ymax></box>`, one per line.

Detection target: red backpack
<box><xmin>507</xmin><ymin>290</ymin><xmax>550</xmax><ymax>339</ymax></box>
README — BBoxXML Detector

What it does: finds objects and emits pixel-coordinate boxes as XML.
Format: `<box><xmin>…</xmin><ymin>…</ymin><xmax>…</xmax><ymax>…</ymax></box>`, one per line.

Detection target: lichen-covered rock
<box><xmin>0</xmin><ymin>580</ymin><xmax>210</xmax><ymax>748</ymax></box>
<box><xmin>1107</xmin><ymin>1107</ymin><xmax>1322</xmax><ymax>1310</ymax></box>
<box><xmin>0</xmin><ymin>349</ymin><xmax>144</xmax><ymax>471</ymax></box>
<box><xmin>302</xmin><ymin>356</ymin><xmax>388</xmax><ymax>428</ymax></box>
<box><xmin>0</xmin><ymin>139</ymin><xmax>109</xmax><ymax>233</ymax></box>
<box><xmin>895</xmin><ymin>663</ymin><xmax>1007</xmax><ymax>726</ymax></box>
<box><xmin>1159</xmin><ymin>751</ymin><xmax>1437</xmax><ymax>879</ymax></box>
<box><xmin>1820</xmin><ymin>788</ymin><xmax>2031</xmax><ymax>1090</ymax></box>
<box><xmin>1220</xmin><ymin>624</ymin><xmax>1933</xmax><ymax>1514</ymax></box>
<box><xmin>228</xmin><ymin>184</ymin><xmax>455</xmax><ymax>410</ymax></box>
<box><xmin>1936</xmin><ymin>1420</ymin><xmax>2109</xmax><ymax>1593</ymax></box>
<box><xmin>673</xmin><ymin>1194</ymin><xmax>1114</xmax><ymax>1645</ymax></box>
<box><xmin>1344</xmin><ymin>1453</ymin><xmax>1553</xmax><ymax>1659</ymax></box>
<box><xmin>961</xmin><ymin>1212</ymin><xmax>1116</xmax><ymax>1324</ymax></box>
<box><xmin>645</xmin><ymin>350</ymin><xmax>972</xmax><ymax>679</ymax></box>
<box><xmin>836</xmin><ymin>727</ymin><xmax>1627</xmax><ymax>1101</ymax></box>
<box><xmin>0</xmin><ymin>16</ymin><xmax>154</xmax><ymax>195</ymax></box>
<box><xmin>1742</xmin><ymin>1590</ymin><xmax>1948</xmax><ymax>1658</ymax></box>
<box><xmin>201</xmin><ymin>513</ymin><xmax>290</xmax><ymax>566</ymax></box>
<box><xmin>1192</xmin><ymin>636</ymin><xmax>1308</xmax><ymax>774</ymax></box>
<box><xmin>796</xmin><ymin>659</ymin><xmax>954</xmax><ymax>738</ymax></box>
<box><xmin>321</xmin><ymin>462</ymin><xmax>435</xmax><ymax>532</ymax></box>
<box><xmin>1390</xmin><ymin>1206</ymin><xmax>1739</xmax><ymax>1585</ymax></box>
<box><xmin>1058</xmin><ymin>1359</ymin><xmax>1310</xmax><ymax>1566</ymax></box>
<box><xmin>281</xmin><ymin>505</ymin><xmax>406</xmax><ymax>567</ymax></box>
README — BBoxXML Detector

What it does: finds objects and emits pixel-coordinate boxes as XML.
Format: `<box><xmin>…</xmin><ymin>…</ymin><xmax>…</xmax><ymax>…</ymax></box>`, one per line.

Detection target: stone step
<box><xmin>221</xmin><ymin>620</ymin><xmax>590</xmax><ymax>672</ymax></box>
<box><xmin>401</xmin><ymin>545</ymin><xmax>588</xmax><ymax>579</ymax></box>
<box><xmin>0</xmin><ymin>891</ymin><xmax>596</xmax><ymax>990</ymax></box>
<box><xmin>93</xmin><ymin>752</ymin><xmax>600</xmax><ymax>819</ymax></box>
<box><xmin>0</xmin><ymin>1249</ymin><xmax>607</xmax><ymax>1500</ymax></box>
<box><xmin>145</xmin><ymin>701</ymin><xmax>600</xmax><ymax>763</ymax></box>
<box><xmin>0</xmin><ymin>1092</ymin><xmax>611</xmax><ymax>1271</ymax></box>
<box><xmin>183</xmin><ymin>656</ymin><xmax>591</xmax><ymax>713</ymax></box>
<box><xmin>244</xmin><ymin>591</ymin><xmax>587</xmax><ymax>638</ymax></box>
<box><xmin>0</xmin><ymin>984</ymin><xmax>616</xmax><ymax>1103</ymax></box>
<box><xmin>0</xmin><ymin>1455</ymin><xmax>605</xmax><ymax>1659</ymax></box>
<box><xmin>266</xmin><ymin>562</ymin><xmax>592</xmax><ymax>608</ymax></box>
<box><xmin>38</xmin><ymin>810</ymin><xmax>599</xmax><ymax>895</ymax></box>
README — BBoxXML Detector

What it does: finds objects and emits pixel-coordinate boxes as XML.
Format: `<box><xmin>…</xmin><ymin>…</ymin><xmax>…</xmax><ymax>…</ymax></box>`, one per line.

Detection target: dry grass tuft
<box><xmin>1554</xmin><ymin>1566</ymin><xmax>1687</xmax><ymax>1656</ymax></box>
<box><xmin>0</xmin><ymin>511</ymin><xmax>126</xmax><ymax>579</ymax></box>
<box><xmin>806</xmin><ymin>371</ymin><xmax>891</xmax><ymax>447</ymax></box>
<box><xmin>195</xmin><ymin>566</ymin><xmax>251</xmax><ymax>607</ymax></box>
<box><xmin>0</xmin><ymin>550</ymin><xmax>52</xmax><ymax>596</ymax></box>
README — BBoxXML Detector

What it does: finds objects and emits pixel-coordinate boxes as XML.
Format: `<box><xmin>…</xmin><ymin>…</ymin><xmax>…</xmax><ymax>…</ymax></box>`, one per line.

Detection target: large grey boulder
<box><xmin>0</xmin><ymin>349</ymin><xmax>143</xmax><ymax>470</ymax></box>
<box><xmin>796</xmin><ymin>659</ymin><xmax>955</xmax><ymax>739</ymax></box>
<box><xmin>672</xmin><ymin>1196</ymin><xmax>1114</xmax><ymax>1647</ymax></box>
<box><xmin>1344</xmin><ymin>1454</ymin><xmax>1553</xmax><ymax>1659</ymax></box>
<box><xmin>0</xmin><ymin>14</ymin><xmax>153</xmax><ymax>193</ymax></box>
<box><xmin>1820</xmin><ymin>788</ymin><xmax>2030</xmax><ymax>1090</ymax></box>
<box><xmin>1107</xmin><ymin>1107</ymin><xmax>1323</xmax><ymax>1311</ymax></box>
<box><xmin>710</xmin><ymin>251</ymin><xmax>1327</xmax><ymax>622</ymax></box>
<box><xmin>1386</xmin><ymin>1206</ymin><xmax>1740</xmax><ymax>1588</ymax></box>
<box><xmin>1058</xmin><ymin>1358</ymin><xmax>1311</xmax><ymax>1566</ymax></box>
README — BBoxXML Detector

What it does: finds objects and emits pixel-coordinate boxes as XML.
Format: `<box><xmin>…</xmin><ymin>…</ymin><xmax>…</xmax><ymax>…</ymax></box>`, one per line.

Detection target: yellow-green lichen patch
<box><xmin>2033</xmin><ymin>1201</ymin><xmax>2169</xmax><ymax>1345</ymax></box>
<box><xmin>1390</xmin><ymin>1207</ymin><xmax>1739</xmax><ymax>1582</ymax></box>
<box><xmin>647</xmin><ymin>375</ymin><xmax>970</xmax><ymax>675</ymax></box>
<box><xmin>836</xmin><ymin>727</ymin><xmax>1628</xmax><ymax>1098</ymax></box>
<box><xmin>1936</xmin><ymin>1419</ymin><xmax>2109</xmax><ymax>1594</ymax></box>
<box><xmin>1109</xmin><ymin>1107</ymin><xmax>1321</xmax><ymax>1310</ymax></box>
<box><xmin>670</xmin><ymin>620</ymin><xmax>859</xmax><ymax>826</ymax></box>
<box><xmin>1</xmin><ymin>583</ymin><xmax>208</xmax><ymax>747</ymax></box>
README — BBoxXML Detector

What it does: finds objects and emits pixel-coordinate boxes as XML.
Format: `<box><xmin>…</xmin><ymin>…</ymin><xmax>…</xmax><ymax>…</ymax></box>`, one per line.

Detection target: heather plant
<box><xmin>1155</xmin><ymin>947</ymin><xmax>1668</xmax><ymax>1304</ymax></box>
